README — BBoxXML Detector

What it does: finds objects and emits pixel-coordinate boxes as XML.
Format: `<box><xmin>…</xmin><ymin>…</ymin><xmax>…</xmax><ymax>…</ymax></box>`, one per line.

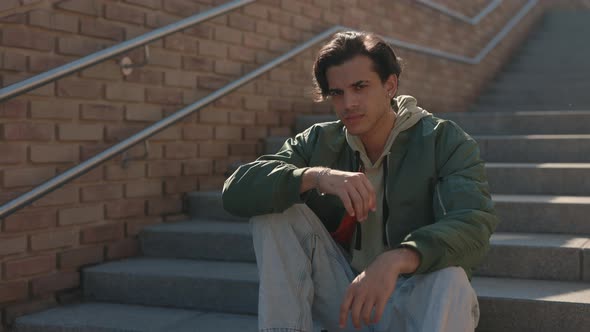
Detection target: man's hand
<box><xmin>339</xmin><ymin>249</ymin><xmax>421</xmax><ymax>329</ymax></box>
<box><xmin>301</xmin><ymin>167</ymin><xmax>376</xmax><ymax>221</ymax></box>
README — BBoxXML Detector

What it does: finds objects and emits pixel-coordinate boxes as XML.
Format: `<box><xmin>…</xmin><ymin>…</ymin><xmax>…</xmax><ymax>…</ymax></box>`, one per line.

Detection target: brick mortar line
<box><xmin>0</xmin><ymin>0</ymin><xmax>60</xmax><ymax>18</ymax></box>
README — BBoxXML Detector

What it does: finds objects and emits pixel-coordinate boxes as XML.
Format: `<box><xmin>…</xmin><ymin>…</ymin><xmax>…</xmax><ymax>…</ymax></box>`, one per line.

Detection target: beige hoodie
<box><xmin>346</xmin><ymin>95</ymin><xmax>430</xmax><ymax>272</ymax></box>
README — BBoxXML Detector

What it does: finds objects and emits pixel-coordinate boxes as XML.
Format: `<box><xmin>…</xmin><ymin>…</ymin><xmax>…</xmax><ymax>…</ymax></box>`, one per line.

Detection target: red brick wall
<box><xmin>0</xmin><ymin>0</ymin><xmax>587</xmax><ymax>327</ymax></box>
<box><xmin>432</xmin><ymin>0</ymin><xmax>494</xmax><ymax>17</ymax></box>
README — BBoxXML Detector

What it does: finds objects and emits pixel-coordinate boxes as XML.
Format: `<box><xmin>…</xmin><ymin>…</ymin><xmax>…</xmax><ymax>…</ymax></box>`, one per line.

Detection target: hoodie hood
<box><xmin>346</xmin><ymin>95</ymin><xmax>430</xmax><ymax>169</ymax></box>
<box><xmin>394</xmin><ymin>95</ymin><xmax>431</xmax><ymax>130</ymax></box>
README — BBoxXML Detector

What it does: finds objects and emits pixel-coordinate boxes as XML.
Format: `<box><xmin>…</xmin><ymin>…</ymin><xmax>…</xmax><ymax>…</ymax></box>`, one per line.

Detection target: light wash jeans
<box><xmin>250</xmin><ymin>204</ymin><xmax>480</xmax><ymax>332</ymax></box>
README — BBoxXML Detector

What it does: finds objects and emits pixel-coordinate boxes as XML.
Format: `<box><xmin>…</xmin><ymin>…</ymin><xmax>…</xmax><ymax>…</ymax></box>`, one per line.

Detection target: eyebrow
<box><xmin>328</xmin><ymin>80</ymin><xmax>369</xmax><ymax>95</ymax></box>
<box><xmin>351</xmin><ymin>80</ymin><xmax>369</xmax><ymax>87</ymax></box>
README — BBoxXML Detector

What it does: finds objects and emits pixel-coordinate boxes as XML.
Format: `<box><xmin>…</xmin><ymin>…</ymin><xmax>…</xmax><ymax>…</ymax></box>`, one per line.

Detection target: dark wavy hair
<box><xmin>312</xmin><ymin>31</ymin><xmax>403</xmax><ymax>102</ymax></box>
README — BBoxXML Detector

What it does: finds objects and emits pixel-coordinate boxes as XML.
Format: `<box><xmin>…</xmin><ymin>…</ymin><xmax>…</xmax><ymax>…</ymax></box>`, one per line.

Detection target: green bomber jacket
<box><xmin>222</xmin><ymin>114</ymin><xmax>498</xmax><ymax>278</ymax></box>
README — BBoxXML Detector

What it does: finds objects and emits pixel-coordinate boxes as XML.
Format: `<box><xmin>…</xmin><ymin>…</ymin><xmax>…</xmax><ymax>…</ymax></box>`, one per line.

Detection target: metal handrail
<box><xmin>0</xmin><ymin>27</ymin><xmax>342</xmax><ymax>218</ymax></box>
<box><xmin>417</xmin><ymin>0</ymin><xmax>503</xmax><ymax>25</ymax></box>
<box><xmin>385</xmin><ymin>0</ymin><xmax>537</xmax><ymax>64</ymax></box>
<box><xmin>0</xmin><ymin>0</ymin><xmax>255</xmax><ymax>102</ymax></box>
<box><xmin>0</xmin><ymin>0</ymin><xmax>538</xmax><ymax>218</ymax></box>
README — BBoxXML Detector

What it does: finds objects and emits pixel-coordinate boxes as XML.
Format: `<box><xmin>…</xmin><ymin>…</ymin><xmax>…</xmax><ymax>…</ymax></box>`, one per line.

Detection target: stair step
<box><xmin>513</xmin><ymin>40</ymin><xmax>590</xmax><ymax>51</ymax></box>
<box><xmin>522</xmin><ymin>39</ymin><xmax>590</xmax><ymax>50</ymax></box>
<box><xmin>493</xmin><ymin>194</ymin><xmax>590</xmax><ymax>234</ymax></box>
<box><xmin>14</xmin><ymin>277</ymin><xmax>590</xmax><ymax>332</ymax></box>
<box><xmin>474</xmin><ymin>99</ymin><xmax>590</xmax><ymax>111</ymax></box>
<box><xmin>477</xmin><ymin>94</ymin><xmax>590</xmax><ymax>107</ymax></box>
<box><xmin>14</xmin><ymin>302</ymin><xmax>210</xmax><ymax>332</ymax></box>
<box><xmin>186</xmin><ymin>190</ymin><xmax>590</xmax><ymax>240</ymax></box>
<box><xmin>480</xmin><ymin>89</ymin><xmax>590</xmax><ymax>101</ymax></box>
<box><xmin>488</xmin><ymin>76</ymin><xmax>590</xmax><ymax>91</ymax></box>
<box><xmin>83</xmin><ymin>258</ymin><xmax>259</xmax><ymax>314</ymax></box>
<box><xmin>474</xmin><ymin>277</ymin><xmax>590</xmax><ymax>331</ymax></box>
<box><xmin>477</xmin><ymin>135</ymin><xmax>590</xmax><ymax>162</ymax></box>
<box><xmin>267</xmin><ymin>135</ymin><xmax>590</xmax><ymax>162</ymax></box>
<box><xmin>485</xmin><ymin>82</ymin><xmax>590</xmax><ymax>95</ymax></box>
<box><xmin>524</xmin><ymin>33</ymin><xmax>590</xmax><ymax>41</ymax></box>
<box><xmin>140</xmin><ymin>220</ymin><xmax>254</xmax><ymax>262</ymax></box>
<box><xmin>470</xmin><ymin>105</ymin><xmax>590</xmax><ymax>113</ymax></box>
<box><xmin>486</xmin><ymin>163</ymin><xmax>590</xmax><ymax>195</ymax></box>
<box><xmin>508</xmin><ymin>55</ymin><xmax>590</xmax><ymax>65</ymax></box>
<box><xmin>529</xmin><ymin>25</ymin><xmax>590</xmax><ymax>35</ymax></box>
<box><xmin>538</xmin><ymin>14</ymin><xmax>590</xmax><ymax>28</ymax></box>
<box><xmin>437</xmin><ymin>110</ymin><xmax>590</xmax><ymax>135</ymax></box>
<box><xmin>13</xmin><ymin>302</ymin><xmax>264</xmax><ymax>332</ymax></box>
<box><xmin>186</xmin><ymin>191</ymin><xmax>226</xmax><ymax>220</ymax></box>
<box><xmin>82</xmin><ymin>258</ymin><xmax>590</xmax><ymax>332</ymax></box>
<box><xmin>477</xmin><ymin>232</ymin><xmax>590</xmax><ymax>281</ymax></box>
<box><xmin>503</xmin><ymin>64</ymin><xmax>590</xmax><ymax>75</ymax></box>
<box><xmin>491</xmin><ymin>70</ymin><xmax>590</xmax><ymax>82</ymax></box>
<box><xmin>138</xmin><ymin>214</ymin><xmax>590</xmax><ymax>282</ymax></box>
<box><xmin>9</xmin><ymin>302</ymin><xmax>319</xmax><ymax>332</ymax></box>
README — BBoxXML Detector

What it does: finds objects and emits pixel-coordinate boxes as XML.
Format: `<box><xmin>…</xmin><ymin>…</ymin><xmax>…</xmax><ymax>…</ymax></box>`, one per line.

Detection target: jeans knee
<box><xmin>427</xmin><ymin>267</ymin><xmax>473</xmax><ymax>296</ymax></box>
<box><xmin>435</xmin><ymin>266</ymin><xmax>468</xmax><ymax>282</ymax></box>
<box><xmin>250</xmin><ymin>204</ymin><xmax>321</xmax><ymax>241</ymax></box>
<box><xmin>250</xmin><ymin>205</ymin><xmax>298</xmax><ymax>229</ymax></box>
<box><xmin>250</xmin><ymin>204</ymin><xmax>322</xmax><ymax>231</ymax></box>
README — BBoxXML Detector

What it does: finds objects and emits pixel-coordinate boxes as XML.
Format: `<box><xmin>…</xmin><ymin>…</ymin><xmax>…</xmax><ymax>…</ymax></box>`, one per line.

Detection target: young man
<box><xmin>223</xmin><ymin>31</ymin><xmax>498</xmax><ymax>332</ymax></box>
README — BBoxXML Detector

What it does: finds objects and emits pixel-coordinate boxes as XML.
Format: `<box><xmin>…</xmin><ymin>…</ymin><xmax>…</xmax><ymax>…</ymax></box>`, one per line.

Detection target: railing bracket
<box><xmin>120</xmin><ymin>45</ymin><xmax>150</xmax><ymax>76</ymax></box>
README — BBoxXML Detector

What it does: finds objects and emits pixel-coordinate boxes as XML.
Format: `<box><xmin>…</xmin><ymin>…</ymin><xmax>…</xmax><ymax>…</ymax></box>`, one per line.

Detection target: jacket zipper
<box><xmin>384</xmin><ymin>152</ymin><xmax>391</xmax><ymax>248</ymax></box>
<box><xmin>354</xmin><ymin>151</ymin><xmax>362</xmax><ymax>250</ymax></box>
<box><xmin>435</xmin><ymin>181</ymin><xmax>447</xmax><ymax>216</ymax></box>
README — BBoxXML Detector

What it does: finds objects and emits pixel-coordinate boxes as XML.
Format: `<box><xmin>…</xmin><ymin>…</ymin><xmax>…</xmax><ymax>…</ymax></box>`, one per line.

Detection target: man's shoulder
<box><xmin>417</xmin><ymin>114</ymin><xmax>472</xmax><ymax>142</ymax></box>
<box><xmin>296</xmin><ymin>119</ymin><xmax>345</xmax><ymax>142</ymax></box>
<box><xmin>291</xmin><ymin>120</ymin><xmax>348</xmax><ymax>161</ymax></box>
<box><xmin>299</xmin><ymin>119</ymin><xmax>343</xmax><ymax>134</ymax></box>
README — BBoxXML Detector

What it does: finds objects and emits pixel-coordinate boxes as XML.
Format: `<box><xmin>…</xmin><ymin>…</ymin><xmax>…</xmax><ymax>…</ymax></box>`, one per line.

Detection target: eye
<box><xmin>353</xmin><ymin>84</ymin><xmax>367</xmax><ymax>91</ymax></box>
<box><xmin>328</xmin><ymin>90</ymin><xmax>343</xmax><ymax>97</ymax></box>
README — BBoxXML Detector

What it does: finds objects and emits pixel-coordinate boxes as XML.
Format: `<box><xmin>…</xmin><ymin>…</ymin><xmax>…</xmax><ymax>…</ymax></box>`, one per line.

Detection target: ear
<box><xmin>384</xmin><ymin>74</ymin><xmax>398</xmax><ymax>97</ymax></box>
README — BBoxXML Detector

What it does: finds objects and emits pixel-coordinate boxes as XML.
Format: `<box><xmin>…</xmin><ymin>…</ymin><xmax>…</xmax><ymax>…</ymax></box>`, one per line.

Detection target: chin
<box><xmin>344</xmin><ymin>125</ymin><xmax>366</xmax><ymax>136</ymax></box>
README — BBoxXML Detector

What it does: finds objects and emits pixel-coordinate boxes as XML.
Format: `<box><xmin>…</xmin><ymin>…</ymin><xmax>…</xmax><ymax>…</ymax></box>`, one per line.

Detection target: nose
<box><xmin>343</xmin><ymin>92</ymin><xmax>359</xmax><ymax>111</ymax></box>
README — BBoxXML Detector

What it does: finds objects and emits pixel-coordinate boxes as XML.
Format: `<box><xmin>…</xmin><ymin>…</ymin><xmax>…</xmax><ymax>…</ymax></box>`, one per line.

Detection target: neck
<box><xmin>360</xmin><ymin>110</ymin><xmax>396</xmax><ymax>163</ymax></box>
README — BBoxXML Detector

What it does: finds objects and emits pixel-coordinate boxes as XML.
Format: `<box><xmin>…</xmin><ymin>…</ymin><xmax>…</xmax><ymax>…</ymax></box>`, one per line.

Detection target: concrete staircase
<box><xmin>472</xmin><ymin>10</ymin><xmax>590</xmax><ymax>112</ymax></box>
<box><xmin>13</xmin><ymin>10</ymin><xmax>590</xmax><ymax>332</ymax></box>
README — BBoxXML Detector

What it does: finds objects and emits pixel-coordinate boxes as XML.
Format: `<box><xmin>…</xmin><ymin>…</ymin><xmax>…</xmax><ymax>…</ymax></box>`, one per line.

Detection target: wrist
<box><xmin>299</xmin><ymin>167</ymin><xmax>330</xmax><ymax>194</ymax></box>
<box><xmin>385</xmin><ymin>248</ymin><xmax>421</xmax><ymax>275</ymax></box>
<box><xmin>315</xmin><ymin>167</ymin><xmax>331</xmax><ymax>196</ymax></box>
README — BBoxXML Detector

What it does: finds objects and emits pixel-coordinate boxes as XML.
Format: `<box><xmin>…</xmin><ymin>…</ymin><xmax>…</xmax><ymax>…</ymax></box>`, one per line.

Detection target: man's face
<box><xmin>325</xmin><ymin>55</ymin><xmax>397</xmax><ymax>139</ymax></box>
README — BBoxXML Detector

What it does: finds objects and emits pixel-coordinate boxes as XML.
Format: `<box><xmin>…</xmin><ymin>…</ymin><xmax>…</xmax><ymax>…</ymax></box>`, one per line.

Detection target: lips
<box><xmin>344</xmin><ymin>114</ymin><xmax>364</xmax><ymax>122</ymax></box>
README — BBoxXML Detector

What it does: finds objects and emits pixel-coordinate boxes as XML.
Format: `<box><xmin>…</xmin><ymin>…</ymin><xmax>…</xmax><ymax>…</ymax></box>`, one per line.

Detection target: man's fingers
<box><xmin>372</xmin><ymin>297</ymin><xmax>387</xmax><ymax>324</ymax></box>
<box><xmin>361</xmin><ymin>297</ymin><xmax>375</xmax><ymax>326</ymax></box>
<box><xmin>330</xmin><ymin>171</ymin><xmax>375</xmax><ymax>219</ymax></box>
<box><xmin>338</xmin><ymin>191</ymin><xmax>355</xmax><ymax>217</ymax></box>
<box><xmin>346</xmin><ymin>183</ymin><xmax>365</xmax><ymax>221</ymax></box>
<box><xmin>361</xmin><ymin>175</ymin><xmax>377</xmax><ymax>211</ymax></box>
<box><xmin>339</xmin><ymin>289</ymin><xmax>354</xmax><ymax>328</ymax></box>
<box><xmin>353</xmin><ymin>178</ymin><xmax>371</xmax><ymax>221</ymax></box>
<box><xmin>350</xmin><ymin>291</ymin><xmax>365</xmax><ymax>329</ymax></box>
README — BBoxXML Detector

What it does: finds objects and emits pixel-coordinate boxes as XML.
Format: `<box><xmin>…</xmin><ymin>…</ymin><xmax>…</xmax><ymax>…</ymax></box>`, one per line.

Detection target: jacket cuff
<box><xmin>398</xmin><ymin>239</ymin><xmax>440</xmax><ymax>275</ymax></box>
<box><xmin>286</xmin><ymin>167</ymin><xmax>310</xmax><ymax>204</ymax></box>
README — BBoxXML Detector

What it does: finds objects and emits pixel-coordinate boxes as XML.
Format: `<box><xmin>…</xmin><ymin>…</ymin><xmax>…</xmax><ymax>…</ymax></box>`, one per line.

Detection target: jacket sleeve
<box><xmin>222</xmin><ymin>129</ymin><xmax>314</xmax><ymax>218</ymax></box>
<box><xmin>400</xmin><ymin>121</ymin><xmax>499</xmax><ymax>275</ymax></box>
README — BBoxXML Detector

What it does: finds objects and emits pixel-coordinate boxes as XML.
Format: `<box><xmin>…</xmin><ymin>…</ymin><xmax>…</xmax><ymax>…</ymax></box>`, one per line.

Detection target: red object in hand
<box><xmin>330</xmin><ymin>213</ymin><xmax>357</xmax><ymax>247</ymax></box>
